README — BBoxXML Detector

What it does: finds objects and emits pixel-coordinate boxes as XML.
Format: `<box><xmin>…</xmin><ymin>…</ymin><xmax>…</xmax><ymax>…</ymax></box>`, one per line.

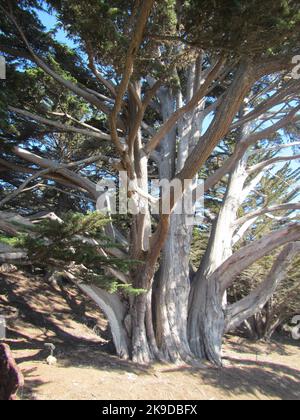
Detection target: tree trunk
<box><xmin>153</xmin><ymin>74</ymin><xmax>205</xmax><ymax>363</ymax></box>
<box><xmin>188</xmin><ymin>276</ymin><xmax>225</xmax><ymax>366</ymax></box>
<box><xmin>131</xmin><ymin>292</ymin><xmax>153</xmax><ymax>364</ymax></box>
<box><xmin>187</xmin><ymin>153</ymin><xmax>248</xmax><ymax>365</ymax></box>
<box><xmin>77</xmin><ymin>284</ymin><xmax>130</xmax><ymax>360</ymax></box>
<box><xmin>155</xmin><ymin>213</ymin><xmax>195</xmax><ymax>363</ymax></box>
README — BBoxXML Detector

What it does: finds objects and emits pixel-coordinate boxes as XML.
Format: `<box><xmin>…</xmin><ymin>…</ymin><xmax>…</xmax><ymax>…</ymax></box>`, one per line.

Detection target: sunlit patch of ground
<box><xmin>1</xmin><ymin>271</ymin><xmax>299</xmax><ymax>400</ymax></box>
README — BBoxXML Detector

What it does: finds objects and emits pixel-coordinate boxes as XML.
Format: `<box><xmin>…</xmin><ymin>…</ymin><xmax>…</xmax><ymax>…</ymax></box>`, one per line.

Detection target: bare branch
<box><xmin>86</xmin><ymin>41</ymin><xmax>117</xmax><ymax>98</ymax></box>
<box><xmin>232</xmin><ymin>217</ymin><xmax>259</xmax><ymax>246</ymax></box>
<box><xmin>9</xmin><ymin>106</ymin><xmax>114</xmax><ymax>142</ymax></box>
<box><xmin>49</xmin><ymin>111</ymin><xmax>108</xmax><ymax>133</ymax></box>
<box><xmin>235</xmin><ymin>203</ymin><xmax>300</xmax><ymax>228</ymax></box>
<box><xmin>249</xmin><ymin>141</ymin><xmax>300</xmax><ymax>156</ymax></box>
<box><xmin>3</xmin><ymin>8</ymin><xmax>111</xmax><ymax>115</ymax></box>
<box><xmin>0</xmin><ymin>153</ymin><xmax>104</xmax><ymax>207</ymax></box>
<box><xmin>177</xmin><ymin>61</ymin><xmax>254</xmax><ymax>185</ymax></box>
<box><xmin>110</xmin><ymin>1</ymin><xmax>154</xmax><ymax>156</ymax></box>
<box><xmin>230</xmin><ymin>80</ymin><xmax>300</xmax><ymax>131</ymax></box>
<box><xmin>248</xmin><ymin>154</ymin><xmax>300</xmax><ymax>175</ymax></box>
<box><xmin>0</xmin><ymin>158</ymin><xmax>88</xmax><ymax>191</ymax></box>
<box><xmin>225</xmin><ymin>242</ymin><xmax>300</xmax><ymax>332</ymax></box>
<box><xmin>212</xmin><ymin>223</ymin><xmax>300</xmax><ymax>293</ymax></box>
<box><xmin>0</xmin><ymin>168</ymin><xmax>55</xmax><ymax>207</ymax></box>
<box><xmin>240</xmin><ymin>171</ymin><xmax>265</xmax><ymax>203</ymax></box>
<box><xmin>204</xmin><ymin>107</ymin><xmax>300</xmax><ymax>191</ymax></box>
<box><xmin>13</xmin><ymin>147</ymin><xmax>98</xmax><ymax>198</ymax></box>
<box><xmin>144</xmin><ymin>57</ymin><xmax>226</xmax><ymax>155</ymax></box>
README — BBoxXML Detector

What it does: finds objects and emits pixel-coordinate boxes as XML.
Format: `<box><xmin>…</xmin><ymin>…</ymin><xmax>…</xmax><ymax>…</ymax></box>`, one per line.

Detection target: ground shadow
<box><xmin>16</xmin><ymin>367</ymin><xmax>48</xmax><ymax>400</ymax></box>
<box><xmin>0</xmin><ymin>273</ymin><xmax>113</xmax><ymax>350</ymax></box>
<box><xmin>166</xmin><ymin>355</ymin><xmax>300</xmax><ymax>400</ymax></box>
<box><xmin>225</xmin><ymin>334</ymin><xmax>299</xmax><ymax>358</ymax></box>
<box><xmin>0</xmin><ymin>271</ymin><xmax>151</xmax><ymax>394</ymax></box>
<box><xmin>2</xmin><ymin>272</ymin><xmax>299</xmax><ymax>400</ymax></box>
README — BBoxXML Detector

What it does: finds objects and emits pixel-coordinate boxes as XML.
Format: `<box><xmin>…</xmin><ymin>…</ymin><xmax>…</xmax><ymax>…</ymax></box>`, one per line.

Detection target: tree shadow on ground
<box><xmin>2</xmin><ymin>284</ymin><xmax>106</xmax><ymax>347</ymax></box>
<box><xmin>3</xmin><ymin>272</ymin><xmax>299</xmax><ymax>400</ymax></box>
<box><xmin>55</xmin><ymin>281</ymin><xmax>113</xmax><ymax>345</ymax></box>
<box><xmin>166</xmin><ymin>356</ymin><xmax>300</xmax><ymax>400</ymax></box>
<box><xmin>58</xmin><ymin>347</ymin><xmax>151</xmax><ymax>375</ymax></box>
<box><xmin>0</xmin><ymin>273</ymin><xmax>112</xmax><ymax>349</ymax></box>
<box><xmin>0</xmin><ymin>272</ymin><xmax>152</xmax><ymax>401</ymax></box>
<box><xmin>225</xmin><ymin>334</ymin><xmax>299</xmax><ymax>357</ymax></box>
<box><xmin>16</xmin><ymin>367</ymin><xmax>48</xmax><ymax>400</ymax></box>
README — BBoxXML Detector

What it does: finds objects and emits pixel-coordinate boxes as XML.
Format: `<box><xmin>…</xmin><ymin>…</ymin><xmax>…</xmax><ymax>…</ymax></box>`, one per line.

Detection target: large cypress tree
<box><xmin>0</xmin><ymin>0</ymin><xmax>300</xmax><ymax>364</ymax></box>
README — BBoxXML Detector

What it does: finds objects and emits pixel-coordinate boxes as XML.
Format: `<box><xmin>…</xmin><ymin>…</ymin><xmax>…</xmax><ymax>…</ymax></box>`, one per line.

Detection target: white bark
<box><xmin>225</xmin><ymin>242</ymin><xmax>300</xmax><ymax>332</ymax></box>
<box><xmin>216</xmin><ymin>224</ymin><xmax>300</xmax><ymax>293</ymax></box>
<box><xmin>232</xmin><ymin>217</ymin><xmax>258</xmax><ymax>246</ymax></box>
<box><xmin>235</xmin><ymin>203</ymin><xmax>300</xmax><ymax>228</ymax></box>
<box><xmin>78</xmin><ymin>284</ymin><xmax>129</xmax><ymax>359</ymax></box>
<box><xmin>13</xmin><ymin>147</ymin><xmax>98</xmax><ymax>199</ymax></box>
<box><xmin>155</xmin><ymin>77</ymin><xmax>206</xmax><ymax>363</ymax></box>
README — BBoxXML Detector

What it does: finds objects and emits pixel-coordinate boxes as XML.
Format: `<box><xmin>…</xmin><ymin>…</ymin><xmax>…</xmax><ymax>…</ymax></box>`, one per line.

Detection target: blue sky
<box><xmin>37</xmin><ymin>9</ymin><xmax>77</xmax><ymax>48</ymax></box>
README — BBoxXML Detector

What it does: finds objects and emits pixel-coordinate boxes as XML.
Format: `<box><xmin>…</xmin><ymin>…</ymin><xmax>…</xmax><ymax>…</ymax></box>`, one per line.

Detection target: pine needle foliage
<box><xmin>17</xmin><ymin>212</ymin><xmax>144</xmax><ymax>295</ymax></box>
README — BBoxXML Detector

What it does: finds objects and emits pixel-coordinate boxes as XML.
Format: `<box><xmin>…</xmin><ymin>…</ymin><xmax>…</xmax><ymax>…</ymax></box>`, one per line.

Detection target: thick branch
<box><xmin>232</xmin><ymin>217</ymin><xmax>259</xmax><ymax>246</ymax></box>
<box><xmin>177</xmin><ymin>62</ymin><xmax>254</xmax><ymax>184</ymax></box>
<box><xmin>69</xmin><ymin>279</ymin><xmax>129</xmax><ymax>359</ymax></box>
<box><xmin>225</xmin><ymin>242</ymin><xmax>300</xmax><ymax>332</ymax></box>
<box><xmin>210</xmin><ymin>223</ymin><xmax>300</xmax><ymax>293</ymax></box>
<box><xmin>12</xmin><ymin>147</ymin><xmax>98</xmax><ymax>198</ymax></box>
<box><xmin>0</xmin><ymin>153</ymin><xmax>104</xmax><ymax>207</ymax></box>
<box><xmin>0</xmin><ymin>158</ymin><xmax>88</xmax><ymax>192</ymax></box>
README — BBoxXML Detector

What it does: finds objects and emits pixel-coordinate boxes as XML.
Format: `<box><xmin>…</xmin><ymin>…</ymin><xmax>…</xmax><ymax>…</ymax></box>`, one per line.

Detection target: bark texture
<box><xmin>78</xmin><ymin>284</ymin><xmax>130</xmax><ymax>360</ymax></box>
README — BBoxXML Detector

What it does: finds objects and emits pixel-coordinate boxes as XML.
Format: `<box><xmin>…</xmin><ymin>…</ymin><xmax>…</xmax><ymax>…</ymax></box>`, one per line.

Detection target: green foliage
<box><xmin>100</xmin><ymin>281</ymin><xmax>146</xmax><ymax>296</ymax></box>
<box><xmin>43</xmin><ymin>0</ymin><xmax>182</xmax><ymax>78</ymax></box>
<box><xmin>182</xmin><ymin>0</ymin><xmax>300</xmax><ymax>57</ymax></box>
<box><xmin>20</xmin><ymin>212</ymin><xmax>143</xmax><ymax>295</ymax></box>
<box><xmin>0</xmin><ymin>234</ymin><xmax>25</xmax><ymax>247</ymax></box>
<box><xmin>191</xmin><ymin>227</ymin><xmax>209</xmax><ymax>267</ymax></box>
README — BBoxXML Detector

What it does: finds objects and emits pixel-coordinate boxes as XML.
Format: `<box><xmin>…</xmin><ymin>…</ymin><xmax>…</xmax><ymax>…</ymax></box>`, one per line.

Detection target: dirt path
<box><xmin>1</xmin><ymin>271</ymin><xmax>299</xmax><ymax>400</ymax></box>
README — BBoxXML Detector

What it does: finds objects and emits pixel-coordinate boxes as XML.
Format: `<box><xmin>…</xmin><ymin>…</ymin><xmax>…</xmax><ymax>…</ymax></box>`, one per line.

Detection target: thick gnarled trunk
<box><xmin>155</xmin><ymin>213</ymin><xmax>194</xmax><ymax>363</ymax></box>
<box><xmin>188</xmin><ymin>276</ymin><xmax>225</xmax><ymax>366</ymax></box>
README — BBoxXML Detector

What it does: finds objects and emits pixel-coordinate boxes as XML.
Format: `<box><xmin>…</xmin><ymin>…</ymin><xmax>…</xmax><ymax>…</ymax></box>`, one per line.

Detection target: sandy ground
<box><xmin>1</xmin><ymin>270</ymin><xmax>299</xmax><ymax>401</ymax></box>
